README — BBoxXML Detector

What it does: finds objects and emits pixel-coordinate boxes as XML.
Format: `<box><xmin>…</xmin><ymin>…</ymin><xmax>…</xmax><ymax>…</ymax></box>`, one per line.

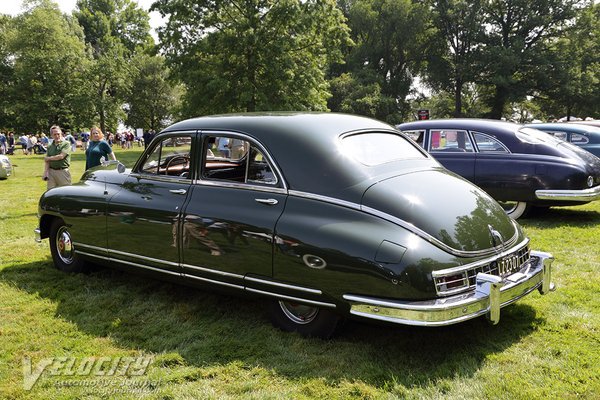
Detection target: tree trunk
<box><xmin>487</xmin><ymin>85</ymin><xmax>508</xmax><ymax>119</ymax></box>
<box><xmin>454</xmin><ymin>78</ymin><xmax>463</xmax><ymax>118</ymax></box>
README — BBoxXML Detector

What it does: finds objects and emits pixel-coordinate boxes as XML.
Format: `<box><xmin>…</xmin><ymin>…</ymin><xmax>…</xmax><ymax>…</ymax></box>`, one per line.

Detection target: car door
<box><xmin>471</xmin><ymin>131</ymin><xmax>529</xmax><ymax>201</ymax></box>
<box><xmin>426</xmin><ymin>129</ymin><xmax>476</xmax><ymax>181</ymax></box>
<box><xmin>105</xmin><ymin>132</ymin><xmax>196</xmax><ymax>276</ymax></box>
<box><xmin>179</xmin><ymin>132</ymin><xmax>287</xmax><ymax>289</ymax></box>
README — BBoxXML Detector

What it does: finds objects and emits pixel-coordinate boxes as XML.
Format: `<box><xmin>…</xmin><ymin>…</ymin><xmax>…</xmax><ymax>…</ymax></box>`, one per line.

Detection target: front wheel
<box><xmin>269</xmin><ymin>300</ymin><xmax>340</xmax><ymax>339</ymax></box>
<box><xmin>49</xmin><ymin>219</ymin><xmax>87</xmax><ymax>273</ymax></box>
<box><xmin>498</xmin><ymin>201</ymin><xmax>531</xmax><ymax>219</ymax></box>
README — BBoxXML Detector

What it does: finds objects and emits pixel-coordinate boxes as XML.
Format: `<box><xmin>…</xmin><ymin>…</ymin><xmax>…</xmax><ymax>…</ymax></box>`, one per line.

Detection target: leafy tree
<box><xmin>124</xmin><ymin>54</ymin><xmax>180</xmax><ymax>131</ymax></box>
<box><xmin>7</xmin><ymin>0</ymin><xmax>93</xmax><ymax>133</ymax></box>
<box><xmin>535</xmin><ymin>3</ymin><xmax>600</xmax><ymax>120</ymax></box>
<box><xmin>75</xmin><ymin>0</ymin><xmax>153</xmax><ymax>133</ymax></box>
<box><xmin>152</xmin><ymin>0</ymin><xmax>351</xmax><ymax>116</ymax></box>
<box><xmin>479</xmin><ymin>0</ymin><xmax>584</xmax><ymax>119</ymax></box>
<box><xmin>425</xmin><ymin>0</ymin><xmax>484</xmax><ymax>117</ymax></box>
<box><xmin>330</xmin><ymin>0</ymin><xmax>434</xmax><ymax>123</ymax></box>
<box><xmin>0</xmin><ymin>14</ymin><xmax>15</xmax><ymax>130</ymax></box>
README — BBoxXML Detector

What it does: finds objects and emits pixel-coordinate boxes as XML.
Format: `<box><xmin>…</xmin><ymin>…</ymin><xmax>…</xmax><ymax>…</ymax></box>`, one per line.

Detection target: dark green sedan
<box><xmin>36</xmin><ymin>113</ymin><xmax>555</xmax><ymax>338</ymax></box>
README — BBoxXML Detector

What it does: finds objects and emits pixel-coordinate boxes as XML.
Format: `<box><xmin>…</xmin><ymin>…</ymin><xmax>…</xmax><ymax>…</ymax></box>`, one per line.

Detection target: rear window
<box><xmin>341</xmin><ymin>132</ymin><xmax>427</xmax><ymax>166</ymax></box>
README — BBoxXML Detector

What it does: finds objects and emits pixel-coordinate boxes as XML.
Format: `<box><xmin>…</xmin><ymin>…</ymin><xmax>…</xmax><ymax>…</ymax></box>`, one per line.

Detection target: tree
<box><xmin>329</xmin><ymin>0</ymin><xmax>434</xmax><ymax>122</ymax></box>
<box><xmin>124</xmin><ymin>54</ymin><xmax>180</xmax><ymax>131</ymax></box>
<box><xmin>75</xmin><ymin>0</ymin><xmax>153</xmax><ymax>133</ymax></box>
<box><xmin>479</xmin><ymin>0</ymin><xmax>584</xmax><ymax>119</ymax></box>
<box><xmin>426</xmin><ymin>0</ymin><xmax>484</xmax><ymax>117</ymax></box>
<box><xmin>535</xmin><ymin>3</ymin><xmax>600</xmax><ymax>120</ymax></box>
<box><xmin>0</xmin><ymin>14</ymin><xmax>15</xmax><ymax>129</ymax></box>
<box><xmin>7</xmin><ymin>0</ymin><xmax>93</xmax><ymax>133</ymax></box>
<box><xmin>152</xmin><ymin>0</ymin><xmax>351</xmax><ymax>116</ymax></box>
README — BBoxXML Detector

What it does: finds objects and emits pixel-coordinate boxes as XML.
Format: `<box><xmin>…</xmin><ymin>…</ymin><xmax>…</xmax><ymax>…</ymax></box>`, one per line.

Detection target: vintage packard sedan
<box><xmin>526</xmin><ymin>122</ymin><xmax>600</xmax><ymax>157</ymax></box>
<box><xmin>398</xmin><ymin>119</ymin><xmax>600</xmax><ymax>219</ymax></box>
<box><xmin>36</xmin><ymin>113</ymin><xmax>554</xmax><ymax>338</ymax></box>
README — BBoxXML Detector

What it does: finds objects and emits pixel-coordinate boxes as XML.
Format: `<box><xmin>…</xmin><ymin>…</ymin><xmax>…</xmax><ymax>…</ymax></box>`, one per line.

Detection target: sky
<box><xmin>0</xmin><ymin>0</ymin><xmax>166</xmax><ymax>39</ymax></box>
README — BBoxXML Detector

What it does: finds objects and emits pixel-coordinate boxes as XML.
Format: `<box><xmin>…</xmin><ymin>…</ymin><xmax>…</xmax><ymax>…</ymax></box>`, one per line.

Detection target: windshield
<box><xmin>341</xmin><ymin>132</ymin><xmax>427</xmax><ymax>166</ymax></box>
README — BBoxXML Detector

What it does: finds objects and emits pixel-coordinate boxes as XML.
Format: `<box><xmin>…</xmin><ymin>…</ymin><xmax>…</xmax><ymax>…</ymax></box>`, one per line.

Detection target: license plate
<box><xmin>498</xmin><ymin>253</ymin><xmax>522</xmax><ymax>277</ymax></box>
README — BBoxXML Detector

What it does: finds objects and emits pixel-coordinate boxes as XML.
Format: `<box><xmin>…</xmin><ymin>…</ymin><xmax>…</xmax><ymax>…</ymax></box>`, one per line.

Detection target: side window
<box><xmin>571</xmin><ymin>133</ymin><xmax>589</xmax><ymax>144</ymax></box>
<box><xmin>403</xmin><ymin>130</ymin><xmax>425</xmax><ymax>146</ymax></box>
<box><xmin>203</xmin><ymin>135</ymin><xmax>278</xmax><ymax>186</ymax></box>
<box><xmin>430</xmin><ymin>130</ymin><xmax>473</xmax><ymax>152</ymax></box>
<box><xmin>547</xmin><ymin>131</ymin><xmax>567</xmax><ymax>141</ymax></box>
<box><xmin>139</xmin><ymin>136</ymin><xmax>192</xmax><ymax>178</ymax></box>
<box><xmin>472</xmin><ymin>132</ymin><xmax>509</xmax><ymax>153</ymax></box>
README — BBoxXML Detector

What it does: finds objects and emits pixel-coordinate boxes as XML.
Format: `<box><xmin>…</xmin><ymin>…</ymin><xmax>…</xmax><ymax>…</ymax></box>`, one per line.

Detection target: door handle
<box><xmin>255</xmin><ymin>198</ymin><xmax>278</xmax><ymax>205</ymax></box>
<box><xmin>169</xmin><ymin>189</ymin><xmax>187</xmax><ymax>195</ymax></box>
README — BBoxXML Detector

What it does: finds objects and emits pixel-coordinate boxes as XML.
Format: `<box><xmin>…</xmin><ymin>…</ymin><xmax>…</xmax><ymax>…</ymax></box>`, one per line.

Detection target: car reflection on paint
<box><xmin>398</xmin><ymin>119</ymin><xmax>600</xmax><ymax>219</ymax></box>
<box><xmin>36</xmin><ymin>113</ymin><xmax>555</xmax><ymax>338</ymax></box>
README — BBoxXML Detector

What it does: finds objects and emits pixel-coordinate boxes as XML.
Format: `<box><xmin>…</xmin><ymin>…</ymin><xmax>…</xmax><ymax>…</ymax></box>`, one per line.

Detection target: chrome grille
<box><xmin>433</xmin><ymin>244</ymin><xmax>530</xmax><ymax>296</ymax></box>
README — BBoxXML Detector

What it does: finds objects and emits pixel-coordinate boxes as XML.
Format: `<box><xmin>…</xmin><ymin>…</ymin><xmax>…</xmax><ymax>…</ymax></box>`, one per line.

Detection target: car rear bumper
<box><xmin>343</xmin><ymin>250</ymin><xmax>554</xmax><ymax>327</ymax></box>
<box><xmin>535</xmin><ymin>185</ymin><xmax>600</xmax><ymax>202</ymax></box>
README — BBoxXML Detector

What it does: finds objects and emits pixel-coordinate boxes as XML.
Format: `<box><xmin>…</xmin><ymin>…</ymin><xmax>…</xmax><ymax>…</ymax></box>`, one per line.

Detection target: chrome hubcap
<box><xmin>498</xmin><ymin>201</ymin><xmax>519</xmax><ymax>214</ymax></box>
<box><xmin>279</xmin><ymin>301</ymin><xmax>319</xmax><ymax>324</ymax></box>
<box><xmin>55</xmin><ymin>226</ymin><xmax>74</xmax><ymax>264</ymax></box>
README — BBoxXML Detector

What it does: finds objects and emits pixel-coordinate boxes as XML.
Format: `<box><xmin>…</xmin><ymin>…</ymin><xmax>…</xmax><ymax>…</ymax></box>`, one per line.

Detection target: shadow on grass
<box><xmin>1</xmin><ymin>260</ymin><xmax>545</xmax><ymax>389</ymax></box>
<box><xmin>522</xmin><ymin>206</ymin><xmax>600</xmax><ymax>228</ymax></box>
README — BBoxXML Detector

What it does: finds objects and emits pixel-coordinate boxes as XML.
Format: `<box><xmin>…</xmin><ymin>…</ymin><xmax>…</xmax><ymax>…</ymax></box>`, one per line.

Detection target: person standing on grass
<box><xmin>85</xmin><ymin>126</ymin><xmax>116</xmax><ymax>170</ymax></box>
<box><xmin>42</xmin><ymin>125</ymin><xmax>71</xmax><ymax>190</ymax></box>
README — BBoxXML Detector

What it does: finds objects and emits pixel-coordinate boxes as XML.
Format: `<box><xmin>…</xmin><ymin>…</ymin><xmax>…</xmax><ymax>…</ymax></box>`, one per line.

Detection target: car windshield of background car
<box><xmin>341</xmin><ymin>132</ymin><xmax>426</xmax><ymax>166</ymax></box>
<box><xmin>516</xmin><ymin>128</ymin><xmax>564</xmax><ymax>146</ymax></box>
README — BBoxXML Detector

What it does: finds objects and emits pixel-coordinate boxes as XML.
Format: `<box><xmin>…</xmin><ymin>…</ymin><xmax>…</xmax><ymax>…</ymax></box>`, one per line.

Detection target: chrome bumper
<box><xmin>34</xmin><ymin>228</ymin><xmax>42</xmax><ymax>243</ymax></box>
<box><xmin>535</xmin><ymin>185</ymin><xmax>600</xmax><ymax>202</ymax></box>
<box><xmin>343</xmin><ymin>250</ymin><xmax>555</xmax><ymax>327</ymax></box>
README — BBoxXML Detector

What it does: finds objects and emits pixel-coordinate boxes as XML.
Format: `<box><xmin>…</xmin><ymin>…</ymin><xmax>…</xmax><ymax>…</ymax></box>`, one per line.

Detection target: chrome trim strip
<box><xmin>535</xmin><ymin>185</ymin><xmax>600</xmax><ymax>201</ymax></box>
<box><xmin>76</xmin><ymin>250</ymin><xmax>182</xmax><ymax>277</ymax></box>
<box><xmin>245</xmin><ymin>288</ymin><xmax>336</xmax><ymax>308</ymax></box>
<box><xmin>244</xmin><ymin>276</ymin><xmax>322</xmax><ymax>295</ymax></box>
<box><xmin>288</xmin><ymin>190</ymin><xmax>518</xmax><ymax>257</ymax></box>
<box><xmin>182</xmin><ymin>263</ymin><xmax>245</xmax><ymax>279</ymax></box>
<box><xmin>431</xmin><ymin>238</ymin><xmax>530</xmax><ymax>277</ymax></box>
<box><xmin>108</xmin><ymin>247</ymin><xmax>180</xmax><ymax>268</ymax></box>
<box><xmin>342</xmin><ymin>250</ymin><xmax>553</xmax><ymax>327</ymax></box>
<box><xmin>184</xmin><ymin>273</ymin><xmax>245</xmax><ymax>290</ymax></box>
<box><xmin>192</xmin><ymin>179</ymin><xmax>288</xmax><ymax>195</ymax></box>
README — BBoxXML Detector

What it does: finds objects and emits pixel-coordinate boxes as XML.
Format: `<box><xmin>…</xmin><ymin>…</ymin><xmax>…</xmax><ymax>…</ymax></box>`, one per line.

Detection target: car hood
<box><xmin>361</xmin><ymin>168</ymin><xmax>520</xmax><ymax>253</ymax></box>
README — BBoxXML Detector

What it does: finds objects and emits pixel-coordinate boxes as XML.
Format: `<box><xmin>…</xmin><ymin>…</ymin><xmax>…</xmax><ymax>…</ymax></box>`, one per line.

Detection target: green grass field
<box><xmin>1</xmin><ymin>149</ymin><xmax>599</xmax><ymax>399</ymax></box>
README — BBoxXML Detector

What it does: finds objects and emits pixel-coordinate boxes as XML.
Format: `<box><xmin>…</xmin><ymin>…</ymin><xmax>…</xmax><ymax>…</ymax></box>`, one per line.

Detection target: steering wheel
<box><xmin>165</xmin><ymin>155</ymin><xmax>190</xmax><ymax>176</ymax></box>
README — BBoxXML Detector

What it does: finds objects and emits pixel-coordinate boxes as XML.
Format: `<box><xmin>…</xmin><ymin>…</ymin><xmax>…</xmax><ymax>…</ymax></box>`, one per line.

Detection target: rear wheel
<box><xmin>49</xmin><ymin>219</ymin><xmax>87</xmax><ymax>273</ymax></box>
<box><xmin>269</xmin><ymin>300</ymin><xmax>340</xmax><ymax>339</ymax></box>
<box><xmin>498</xmin><ymin>201</ymin><xmax>531</xmax><ymax>219</ymax></box>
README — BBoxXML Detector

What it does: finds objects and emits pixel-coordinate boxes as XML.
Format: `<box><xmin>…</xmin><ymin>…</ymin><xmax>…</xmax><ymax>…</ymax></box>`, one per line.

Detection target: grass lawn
<box><xmin>1</xmin><ymin>148</ymin><xmax>599</xmax><ymax>399</ymax></box>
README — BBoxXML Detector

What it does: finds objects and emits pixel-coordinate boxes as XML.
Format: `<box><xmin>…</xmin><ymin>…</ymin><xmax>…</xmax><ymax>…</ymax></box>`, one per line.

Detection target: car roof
<box><xmin>161</xmin><ymin>113</ymin><xmax>434</xmax><ymax>201</ymax></box>
<box><xmin>397</xmin><ymin>118</ymin><xmax>523</xmax><ymax>135</ymax></box>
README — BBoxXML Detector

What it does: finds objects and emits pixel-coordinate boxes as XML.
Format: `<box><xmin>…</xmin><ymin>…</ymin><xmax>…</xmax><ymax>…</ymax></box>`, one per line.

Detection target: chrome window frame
<box><xmin>471</xmin><ymin>131</ymin><xmax>511</xmax><ymax>154</ymax></box>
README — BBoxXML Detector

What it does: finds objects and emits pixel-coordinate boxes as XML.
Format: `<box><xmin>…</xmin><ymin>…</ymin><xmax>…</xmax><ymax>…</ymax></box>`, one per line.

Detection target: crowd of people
<box><xmin>1</xmin><ymin>125</ymin><xmax>156</xmax><ymax>190</ymax></box>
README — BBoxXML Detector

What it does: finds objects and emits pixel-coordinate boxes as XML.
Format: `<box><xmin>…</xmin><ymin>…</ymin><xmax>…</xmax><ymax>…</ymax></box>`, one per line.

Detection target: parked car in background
<box><xmin>526</xmin><ymin>122</ymin><xmax>600</xmax><ymax>157</ymax></box>
<box><xmin>0</xmin><ymin>155</ymin><xmax>12</xmax><ymax>179</ymax></box>
<box><xmin>397</xmin><ymin>119</ymin><xmax>600</xmax><ymax>219</ymax></box>
<box><xmin>35</xmin><ymin>113</ymin><xmax>555</xmax><ymax>337</ymax></box>
<box><xmin>568</xmin><ymin>120</ymin><xmax>600</xmax><ymax>129</ymax></box>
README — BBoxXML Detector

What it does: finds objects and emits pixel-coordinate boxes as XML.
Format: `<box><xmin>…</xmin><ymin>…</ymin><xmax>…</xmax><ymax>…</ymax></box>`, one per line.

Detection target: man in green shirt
<box><xmin>43</xmin><ymin>125</ymin><xmax>71</xmax><ymax>189</ymax></box>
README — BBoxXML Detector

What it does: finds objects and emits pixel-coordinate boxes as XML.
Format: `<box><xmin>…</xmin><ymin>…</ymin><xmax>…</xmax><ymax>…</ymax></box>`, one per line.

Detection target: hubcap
<box><xmin>55</xmin><ymin>226</ymin><xmax>74</xmax><ymax>264</ymax></box>
<box><xmin>498</xmin><ymin>201</ymin><xmax>519</xmax><ymax>214</ymax></box>
<box><xmin>278</xmin><ymin>301</ymin><xmax>319</xmax><ymax>325</ymax></box>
